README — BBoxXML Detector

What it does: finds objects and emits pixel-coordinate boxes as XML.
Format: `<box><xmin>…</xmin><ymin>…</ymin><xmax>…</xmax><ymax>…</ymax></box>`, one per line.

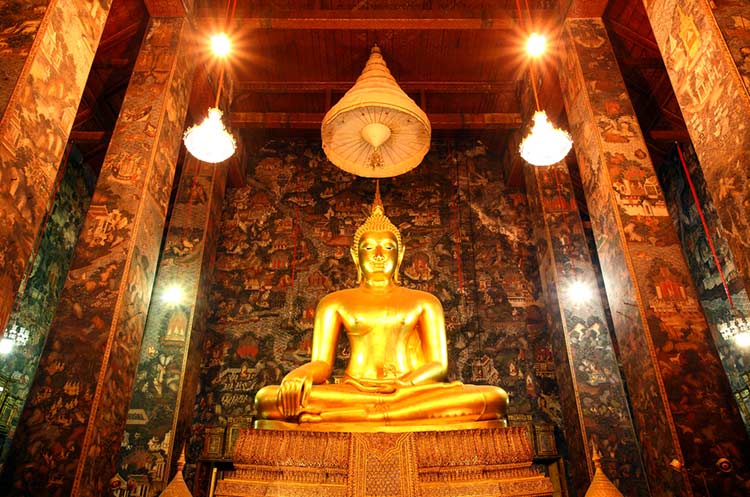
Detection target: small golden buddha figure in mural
<box><xmin>255</xmin><ymin>189</ymin><xmax>507</xmax><ymax>430</ymax></box>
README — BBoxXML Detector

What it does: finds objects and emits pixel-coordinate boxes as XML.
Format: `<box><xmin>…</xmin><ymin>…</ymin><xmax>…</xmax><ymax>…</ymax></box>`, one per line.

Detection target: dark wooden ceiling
<box><xmin>71</xmin><ymin>0</ymin><xmax>687</xmax><ymax>187</ymax></box>
<box><xmin>604</xmin><ymin>0</ymin><xmax>688</xmax><ymax>166</ymax></box>
<box><xmin>69</xmin><ymin>0</ymin><xmax>149</xmax><ymax>169</ymax></box>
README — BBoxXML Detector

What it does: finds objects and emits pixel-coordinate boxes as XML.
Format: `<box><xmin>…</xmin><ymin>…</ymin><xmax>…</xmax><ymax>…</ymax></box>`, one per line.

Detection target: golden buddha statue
<box><xmin>254</xmin><ymin>190</ymin><xmax>508</xmax><ymax>430</ymax></box>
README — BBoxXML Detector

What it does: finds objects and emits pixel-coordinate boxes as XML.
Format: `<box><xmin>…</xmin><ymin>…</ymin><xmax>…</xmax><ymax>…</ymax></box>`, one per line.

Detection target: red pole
<box><xmin>676</xmin><ymin>143</ymin><xmax>733</xmax><ymax>307</ymax></box>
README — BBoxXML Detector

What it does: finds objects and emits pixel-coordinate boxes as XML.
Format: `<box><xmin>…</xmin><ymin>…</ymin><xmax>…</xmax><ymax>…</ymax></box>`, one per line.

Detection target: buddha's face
<box><xmin>357</xmin><ymin>231</ymin><xmax>399</xmax><ymax>281</ymax></box>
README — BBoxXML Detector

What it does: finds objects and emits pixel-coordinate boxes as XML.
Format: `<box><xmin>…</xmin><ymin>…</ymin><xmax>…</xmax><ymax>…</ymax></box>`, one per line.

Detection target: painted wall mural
<box><xmin>0</xmin><ymin>151</ymin><xmax>95</xmax><ymax>473</ymax></box>
<box><xmin>115</xmin><ymin>160</ymin><xmax>227</xmax><ymax>497</ymax></box>
<box><xmin>560</xmin><ymin>18</ymin><xmax>750</xmax><ymax>497</ymax></box>
<box><xmin>709</xmin><ymin>0</ymin><xmax>750</xmax><ymax>94</ymax></box>
<box><xmin>0</xmin><ymin>0</ymin><xmax>48</xmax><ymax>114</ymax></box>
<box><xmin>645</xmin><ymin>0</ymin><xmax>750</xmax><ymax>299</ymax></box>
<box><xmin>0</xmin><ymin>18</ymin><xmax>194</xmax><ymax>497</ymax></box>
<box><xmin>0</xmin><ymin>0</ymin><xmax>113</xmax><ymax>331</ymax></box>
<box><xmin>658</xmin><ymin>143</ymin><xmax>750</xmax><ymax>432</ymax></box>
<box><xmin>525</xmin><ymin>163</ymin><xmax>648</xmax><ymax>497</ymax></box>
<box><xmin>188</xmin><ymin>139</ymin><xmax>563</xmax><ymax>494</ymax></box>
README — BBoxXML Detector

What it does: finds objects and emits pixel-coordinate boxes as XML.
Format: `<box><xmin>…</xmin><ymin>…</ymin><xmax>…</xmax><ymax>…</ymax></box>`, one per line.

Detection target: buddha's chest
<box><xmin>337</xmin><ymin>301</ymin><xmax>421</xmax><ymax>337</ymax></box>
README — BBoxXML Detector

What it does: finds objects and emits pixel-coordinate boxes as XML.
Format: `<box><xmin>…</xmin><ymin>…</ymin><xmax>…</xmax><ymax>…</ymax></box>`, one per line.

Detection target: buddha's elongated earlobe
<box><xmin>394</xmin><ymin>244</ymin><xmax>405</xmax><ymax>283</ymax></box>
<box><xmin>351</xmin><ymin>246</ymin><xmax>363</xmax><ymax>283</ymax></box>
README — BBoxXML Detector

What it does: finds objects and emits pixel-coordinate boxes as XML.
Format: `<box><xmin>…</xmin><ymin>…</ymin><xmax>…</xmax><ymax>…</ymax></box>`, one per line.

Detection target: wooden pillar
<box><xmin>709</xmin><ymin>0</ymin><xmax>750</xmax><ymax>95</ymax></box>
<box><xmin>558</xmin><ymin>17</ymin><xmax>750</xmax><ymax>497</ymax></box>
<box><xmin>114</xmin><ymin>157</ymin><xmax>228</xmax><ymax>496</ymax></box>
<box><xmin>0</xmin><ymin>0</ymin><xmax>113</xmax><ymax>331</ymax></box>
<box><xmin>656</xmin><ymin>143</ymin><xmax>750</xmax><ymax>431</ymax></box>
<box><xmin>525</xmin><ymin>162</ymin><xmax>649</xmax><ymax>497</ymax></box>
<box><xmin>644</xmin><ymin>0</ymin><xmax>750</xmax><ymax>297</ymax></box>
<box><xmin>0</xmin><ymin>155</ymin><xmax>94</xmax><ymax>472</ymax></box>
<box><xmin>0</xmin><ymin>17</ymin><xmax>195</xmax><ymax>497</ymax></box>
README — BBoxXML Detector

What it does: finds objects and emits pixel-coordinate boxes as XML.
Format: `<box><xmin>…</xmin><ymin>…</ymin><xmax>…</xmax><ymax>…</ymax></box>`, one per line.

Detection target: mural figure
<box><xmin>255</xmin><ymin>189</ymin><xmax>507</xmax><ymax>428</ymax></box>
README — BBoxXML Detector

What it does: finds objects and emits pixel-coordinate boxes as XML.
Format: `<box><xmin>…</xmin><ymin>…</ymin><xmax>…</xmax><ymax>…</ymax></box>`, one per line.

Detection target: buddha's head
<box><xmin>351</xmin><ymin>193</ymin><xmax>405</xmax><ymax>284</ymax></box>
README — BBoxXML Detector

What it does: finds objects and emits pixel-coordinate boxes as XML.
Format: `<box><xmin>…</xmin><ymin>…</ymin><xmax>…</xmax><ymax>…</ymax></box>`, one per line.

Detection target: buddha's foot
<box><xmin>299</xmin><ymin>408</ymin><xmax>370</xmax><ymax>423</ymax></box>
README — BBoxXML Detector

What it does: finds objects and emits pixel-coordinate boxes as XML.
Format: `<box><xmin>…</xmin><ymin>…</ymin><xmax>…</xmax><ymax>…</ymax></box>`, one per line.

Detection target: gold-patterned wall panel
<box><xmin>0</xmin><ymin>0</ymin><xmax>113</xmax><ymax>330</ymax></box>
<box><xmin>524</xmin><ymin>162</ymin><xmax>648</xmax><ymax>497</ymax></box>
<box><xmin>645</xmin><ymin>0</ymin><xmax>750</xmax><ymax>295</ymax></box>
<box><xmin>115</xmin><ymin>160</ymin><xmax>229</xmax><ymax>497</ymax></box>
<box><xmin>560</xmin><ymin>17</ymin><xmax>750</xmax><ymax>497</ymax></box>
<box><xmin>0</xmin><ymin>17</ymin><xmax>195</xmax><ymax>497</ymax></box>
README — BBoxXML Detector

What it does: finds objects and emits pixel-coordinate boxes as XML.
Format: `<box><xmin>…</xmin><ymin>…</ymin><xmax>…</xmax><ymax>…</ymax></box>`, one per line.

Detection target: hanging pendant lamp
<box><xmin>184</xmin><ymin>107</ymin><xmax>236</xmax><ymax>163</ymax></box>
<box><xmin>321</xmin><ymin>45</ymin><xmax>431</xmax><ymax>178</ymax></box>
<box><xmin>520</xmin><ymin>110</ymin><xmax>573</xmax><ymax>166</ymax></box>
<box><xmin>183</xmin><ymin>1</ymin><xmax>237</xmax><ymax>164</ymax></box>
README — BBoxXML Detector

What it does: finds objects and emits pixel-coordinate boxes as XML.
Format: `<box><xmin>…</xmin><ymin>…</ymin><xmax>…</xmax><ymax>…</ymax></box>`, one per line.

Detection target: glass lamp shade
<box><xmin>184</xmin><ymin>108</ymin><xmax>236</xmax><ymax>163</ymax></box>
<box><xmin>519</xmin><ymin>111</ymin><xmax>573</xmax><ymax>166</ymax></box>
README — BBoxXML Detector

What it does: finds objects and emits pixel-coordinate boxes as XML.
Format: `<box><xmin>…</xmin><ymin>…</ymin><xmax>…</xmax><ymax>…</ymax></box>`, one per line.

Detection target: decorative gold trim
<box><xmin>217</xmin><ymin>427</ymin><xmax>552</xmax><ymax>497</ymax></box>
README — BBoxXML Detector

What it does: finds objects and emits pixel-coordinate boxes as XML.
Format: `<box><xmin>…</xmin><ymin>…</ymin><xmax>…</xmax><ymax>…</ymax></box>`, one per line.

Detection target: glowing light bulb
<box><xmin>211</xmin><ymin>33</ymin><xmax>231</xmax><ymax>57</ymax></box>
<box><xmin>526</xmin><ymin>33</ymin><xmax>547</xmax><ymax>57</ymax></box>
<box><xmin>736</xmin><ymin>332</ymin><xmax>750</xmax><ymax>348</ymax></box>
<box><xmin>0</xmin><ymin>337</ymin><xmax>14</xmax><ymax>355</ymax></box>
<box><xmin>162</xmin><ymin>284</ymin><xmax>185</xmax><ymax>305</ymax></box>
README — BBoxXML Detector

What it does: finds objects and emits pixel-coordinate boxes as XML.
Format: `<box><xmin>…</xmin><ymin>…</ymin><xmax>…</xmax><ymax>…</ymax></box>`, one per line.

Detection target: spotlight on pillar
<box><xmin>566</xmin><ymin>279</ymin><xmax>594</xmax><ymax>304</ymax></box>
<box><xmin>520</xmin><ymin>111</ymin><xmax>573</xmax><ymax>166</ymax></box>
<box><xmin>162</xmin><ymin>284</ymin><xmax>185</xmax><ymax>305</ymax></box>
<box><xmin>0</xmin><ymin>322</ymin><xmax>29</xmax><ymax>354</ymax></box>
<box><xmin>735</xmin><ymin>332</ymin><xmax>750</xmax><ymax>348</ymax></box>
<box><xmin>719</xmin><ymin>315</ymin><xmax>750</xmax><ymax>348</ymax></box>
<box><xmin>718</xmin><ymin>316</ymin><xmax>750</xmax><ymax>347</ymax></box>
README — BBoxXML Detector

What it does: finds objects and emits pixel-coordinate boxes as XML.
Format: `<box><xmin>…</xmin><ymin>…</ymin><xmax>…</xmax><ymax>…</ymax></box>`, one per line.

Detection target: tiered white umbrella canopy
<box><xmin>322</xmin><ymin>45</ymin><xmax>431</xmax><ymax>178</ymax></box>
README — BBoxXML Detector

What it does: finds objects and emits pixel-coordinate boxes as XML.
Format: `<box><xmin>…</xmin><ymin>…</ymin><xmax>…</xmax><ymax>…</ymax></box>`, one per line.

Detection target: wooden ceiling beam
<box><xmin>649</xmin><ymin>129</ymin><xmax>690</xmax><ymax>142</ymax></box>
<box><xmin>195</xmin><ymin>9</ymin><xmax>554</xmax><ymax>30</ymax></box>
<box><xmin>235</xmin><ymin>81</ymin><xmax>518</xmax><ymax>93</ymax></box>
<box><xmin>606</xmin><ymin>18</ymin><xmax>659</xmax><ymax>52</ymax></box>
<box><xmin>144</xmin><ymin>0</ymin><xmax>186</xmax><ymax>17</ymax></box>
<box><xmin>92</xmin><ymin>58</ymin><xmax>133</xmax><ymax>69</ymax></box>
<box><xmin>618</xmin><ymin>55</ymin><xmax>665</xmax><ymax>69</ymax></box>
<box><xmin>231</xmin><ymin>112</ymin><xmax>521</xmax><ymax>129</ymax></box>
<box><xmin>565</xmin><ymin>0</ymin><xmax>609</xmax><ymax>18</ymax></box>
<box><xmin>69</xmin><ymin>131</ymin><xmax>111</xmax><ymax>143</ymax></box>
<box><xmin>97</xmin><ymin>21</ymin><xmax>143</xmax><ymax>53</ymax></box>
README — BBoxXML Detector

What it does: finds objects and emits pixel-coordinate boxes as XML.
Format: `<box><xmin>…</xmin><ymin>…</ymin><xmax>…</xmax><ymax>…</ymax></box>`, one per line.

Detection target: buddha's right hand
<box><xmin>277</xmin><ymin>374</ymin><xmax>313</xmax><ymax>417</ymax></box>
<box><xmin>344</xmin><ymin>377</ymin><xmax>398</xmax><ymax>394</ymax></box>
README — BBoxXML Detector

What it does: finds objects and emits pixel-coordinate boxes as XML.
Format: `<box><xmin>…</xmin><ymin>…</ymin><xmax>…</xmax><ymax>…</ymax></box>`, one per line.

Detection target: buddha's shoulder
<box><xmin>316</xmin><ymin>288</ymin><xmax>360</xmax><ymax>306</ymax></box>
<box><xmin>396</xmin><ymin>286</ymin><xmax>443</xmax><ymax>306</ymax></box>
<box><xmin>316</xmin><ymin>287</ymin><xmax>442</xmax><ymax>306</ymax></box>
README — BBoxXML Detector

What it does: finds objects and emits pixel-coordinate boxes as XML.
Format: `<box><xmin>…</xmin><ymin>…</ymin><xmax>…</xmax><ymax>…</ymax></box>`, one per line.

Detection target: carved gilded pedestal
<box><xmin>215</xmin><ymin>426</ymin><xmax>553</xmax><ymax>497</ymax></box>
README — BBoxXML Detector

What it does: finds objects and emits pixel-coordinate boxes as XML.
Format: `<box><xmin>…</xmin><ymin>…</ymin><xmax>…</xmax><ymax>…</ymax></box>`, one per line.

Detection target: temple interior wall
<box><xmin>187</xmin><ymin>138</ymin><xmax>565</xmax><ymax>465</ymax></box>
<box><xmin>0</xmin><ymin>150</ymin><xmax>96</xmax><ymax>472</ymax></box>
<box><xmin>657</xmin><ymin>143</ymin><xmax>750</xmax><ymax>430</ymax></box>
